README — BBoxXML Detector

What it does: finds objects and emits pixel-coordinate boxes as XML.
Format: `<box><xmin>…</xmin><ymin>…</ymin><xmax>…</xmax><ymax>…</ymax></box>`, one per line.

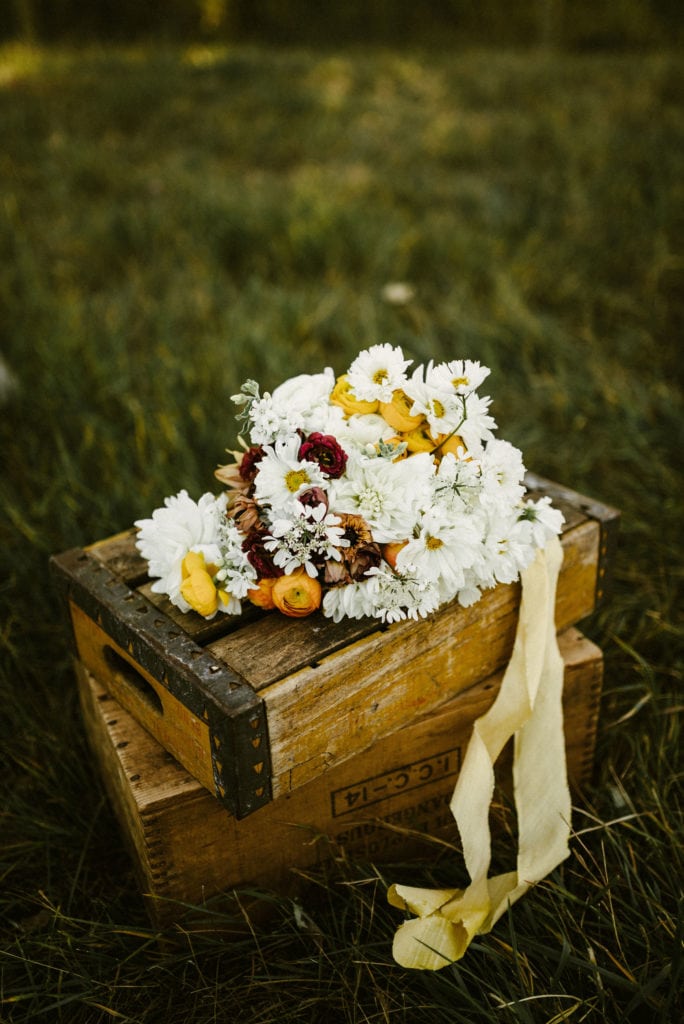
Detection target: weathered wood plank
<box><xmin>87</xmin><ymin>528</ymin><xmax>149</xmax><ymax>584</ymax></box>
<box><xmin>262</xmin><ymin>519</ymin><xmax>599</xmax><ymax>799</ymax></box>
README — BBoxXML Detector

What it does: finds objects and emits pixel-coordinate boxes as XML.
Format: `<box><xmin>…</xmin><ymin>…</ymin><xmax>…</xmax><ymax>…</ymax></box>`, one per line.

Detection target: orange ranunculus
<box><xmin>180</xmin><ymin>551</ymin><xmax>221</xmax><ymax>618</ymax></box>
<box><xmin>379</xmin><ymin>390</ymin><xmax>425</xmax><ymax>433</ymax></box>
<box><xmin>248</xmin><ymin>577</ymin><xmax>277</xmax><ymax>610</ymax></box>
<box><xmin>272</xmin><ymin>568</ymin><xmax>322</xmax><ymax>618</ymax></box>
<box><xmin>382</xmin><ymin>540</ymin><xmax>408</xmax><ymax>569</ymax></box>
<box><xmin>330</xmin><ymin>374</ymin><xmax>379</xmax><ymax>416</ymax></box>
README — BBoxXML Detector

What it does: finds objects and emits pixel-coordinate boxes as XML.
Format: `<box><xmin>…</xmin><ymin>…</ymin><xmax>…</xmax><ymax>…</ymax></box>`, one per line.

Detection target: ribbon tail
<box><xmin>388</xmin><ymin>535</ymin><xmax>571</xmax><ymax>970</ymax></box>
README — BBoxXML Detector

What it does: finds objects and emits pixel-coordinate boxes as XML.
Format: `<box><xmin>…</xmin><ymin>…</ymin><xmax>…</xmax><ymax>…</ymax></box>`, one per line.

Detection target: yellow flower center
<box><xmin>426</xmin><ymin>535</ymin><xmax>444</xmax><ymax>551</ymax></box>
<box><xmin>452</xmin><ymin>376</ymin><xmax>469</xmax><ymax>388</ymax></box>
<box><xmin>373</xmin><ymin>368</ymin><xmax>389</xmax><ymax>385</ymax></box>
<box><xmin>285</xmin><ymin>468</ymin><xmax>311</xmax><ymax>492</ymax></box>
<box><xmin>431</xmin><ymin>398</ymin><xmax>445</xmax><ymax>419</ymax></box>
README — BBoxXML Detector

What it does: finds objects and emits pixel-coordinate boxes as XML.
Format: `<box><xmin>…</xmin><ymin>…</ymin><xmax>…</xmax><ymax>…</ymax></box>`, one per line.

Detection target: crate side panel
<box><xmin>77</xmin><ymin>629</ymin><xmax>602</xmax><ymax>920</ymax></box>
<box><xmin>76</xmin><ymin>662</ymin><xmax>197</xmax><ymax>905</ymax></box>
<box><xmin>263</xmin><ymin>519</ymin><xmax>599</xmax><ymax>799</ymax></box>
<box><xmin>71</xmin><ymin>602</ymin><xmax>217</xmax><ymax>794</ymax></box>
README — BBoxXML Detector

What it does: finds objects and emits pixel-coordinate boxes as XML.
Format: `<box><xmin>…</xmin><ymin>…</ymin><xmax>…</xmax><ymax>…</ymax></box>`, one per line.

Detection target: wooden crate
<box><xmin>51</xmin><ymin>474</ymin><xmax>619</xmax><ymax>820</ymax></box>
<box><xmin>77</xmin><ymin>628</ymin><xmax>603</xmax><ymax>928</ymax></box>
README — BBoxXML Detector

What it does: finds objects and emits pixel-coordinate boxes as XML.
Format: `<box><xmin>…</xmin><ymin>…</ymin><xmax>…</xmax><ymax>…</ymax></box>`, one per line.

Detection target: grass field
<box><xmin>1</xmin><ymin>39</ymin><xmax>682</xmax><ymax>1023</ymax></box>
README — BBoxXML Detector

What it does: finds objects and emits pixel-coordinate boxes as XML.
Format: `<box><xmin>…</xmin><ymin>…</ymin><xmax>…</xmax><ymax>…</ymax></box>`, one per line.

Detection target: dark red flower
<box><xmin>241</xmin><ymin>528</ymin><xmax>284</xmax><ymax>579</ymax></box>
<box><xmin>239</xmin><ymin>445</ymin><xmax>265</xmax><ymax>483</ymax></box>
<box><xmin>299</xmin><ymin>433</ymin><xmax>348</xmax><ymax>479</ymax></box>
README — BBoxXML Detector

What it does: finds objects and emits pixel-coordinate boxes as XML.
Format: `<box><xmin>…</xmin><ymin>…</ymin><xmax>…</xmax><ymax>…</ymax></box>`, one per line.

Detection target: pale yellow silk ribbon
<box><xmin>388</xmin><ymin>535</ymin><xmax>571</xmax><ymax>970</ymax></box>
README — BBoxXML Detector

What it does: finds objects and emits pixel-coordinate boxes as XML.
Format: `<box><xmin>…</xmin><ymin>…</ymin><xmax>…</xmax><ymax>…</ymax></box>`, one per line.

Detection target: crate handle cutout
<box><xmin>103</xmin><ymin>645</ymin><xmax>164</xmax><ymax>716</ymax></box>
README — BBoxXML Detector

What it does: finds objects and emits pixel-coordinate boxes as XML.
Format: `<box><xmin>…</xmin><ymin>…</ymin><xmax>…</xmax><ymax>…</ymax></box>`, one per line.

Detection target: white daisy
<box><xmin>479</xmin><ymin>439</ymin><xmax>526</xmax><ymax>512</ymax></box>
<box><xmin>346</xmin><ymin>344</ymin><xmax>412</xmax><ymax>403</ymax></box>
<box><xmin>253</xmin><ymin>436</ymin><xmax>327</xmax><ymax>511</ymax></box>
<box><xmin>396</xmin><ymin>508</ymin><xmax>483</xmax><ymax>597</ymax></box>
<box><xmin>481</xmin><ymin>515</ymin><xmax>537</xmax><ymax>586</ymax></box>
<box><xmin>322</xmin><ymin>578</ymin><xmax>376</xmax><ymax>622</ymax></box>
<box><xmin>458</xmin><ymin>392</ymin><xmax>497</xmax><ymax>456</ymax></box>
<box><xmin>404</xmin><ymin>363</ymin><xmax>465</xmax><ymax>436</ymax></box>
<box><xmin>517</xmin><ymin>496</ymin><xmax>565</xmax><ymax>546</ymax></box>
<box><xmin>430</xmin><ymin>359</ymin><xmax>490</xmax><ymax>396</ymax></box>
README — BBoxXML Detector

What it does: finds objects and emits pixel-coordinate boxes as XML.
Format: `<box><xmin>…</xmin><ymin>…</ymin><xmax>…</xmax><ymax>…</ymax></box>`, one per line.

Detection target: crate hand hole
<box><xmin>102</xmin><ymin>645</ymin><xmax>164</xmax><ymax>716</ymax></box>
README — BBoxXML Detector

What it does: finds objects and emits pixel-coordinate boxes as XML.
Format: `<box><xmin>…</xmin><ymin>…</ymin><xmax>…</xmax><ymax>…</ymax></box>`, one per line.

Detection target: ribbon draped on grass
<box><xmin>388</xmin><ymin>534</ymin><xmax>571</xmax><ymax>970</ymax></box>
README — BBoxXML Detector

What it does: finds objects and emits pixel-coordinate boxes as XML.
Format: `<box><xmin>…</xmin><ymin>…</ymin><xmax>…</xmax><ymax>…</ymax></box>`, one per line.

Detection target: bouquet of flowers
<box><xmin>135</xmin><ymin>345</ymin><xmax>563</xmax><ymax>623</ymax></box>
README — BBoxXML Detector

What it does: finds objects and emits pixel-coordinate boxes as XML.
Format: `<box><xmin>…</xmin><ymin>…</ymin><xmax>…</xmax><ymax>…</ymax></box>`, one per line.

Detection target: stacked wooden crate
<box><xmin>51</xmin><ymin>474</ymin><xmax>619</xmax><ymax>927</ymax></box>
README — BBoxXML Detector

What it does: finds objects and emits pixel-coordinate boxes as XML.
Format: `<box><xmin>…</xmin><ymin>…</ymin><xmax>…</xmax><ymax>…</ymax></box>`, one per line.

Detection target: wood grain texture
<box><xmin>71</xmin><ymin>602</ymin><xmax>216</xmax><ymax>793</ymax></box>
<box><xmin>260</xmin><ymin>518</ymin><xmax>599</xmax><ymax>798</ymax></box>
<box><xmin>76</xmin><ymin>628</ymin><xmax>603</xmax><ymax>928</ymax></box>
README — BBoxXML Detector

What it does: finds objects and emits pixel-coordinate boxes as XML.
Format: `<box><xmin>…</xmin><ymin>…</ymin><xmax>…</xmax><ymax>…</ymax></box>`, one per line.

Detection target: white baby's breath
<box><xmin>265</xmin><ymin>502</ymin><xmax>348</xmax><ymax>577</ymax></box>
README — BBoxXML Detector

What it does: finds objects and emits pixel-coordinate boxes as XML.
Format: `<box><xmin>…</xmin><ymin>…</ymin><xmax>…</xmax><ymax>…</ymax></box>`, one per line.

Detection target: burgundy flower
<box><xmin>299</xmin><ymin>433</ymin><xmax>348</xmax><ymax>479</ymax></box>
<box><xmin>239</xmin><ymin>445</ymin><xmax>265</xmax><ymax>484</ymax></box>
<box><xmin>241</xmin><ymin>528</ymin><xmax>284</xmax><ymax>578</ymax></box>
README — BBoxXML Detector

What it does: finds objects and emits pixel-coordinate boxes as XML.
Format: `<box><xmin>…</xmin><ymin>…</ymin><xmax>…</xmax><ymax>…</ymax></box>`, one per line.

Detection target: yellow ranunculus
<box><xmin>432</xmin><ymin>432</ymin><xmax>466</xmax><ymax>457</ymax></box>
<box><xmin>379</xmin><ymin>390</ymin><xmax>425</xmax><ymax>433</ymax></box>
<box><xmin>404</xmin><ymin>425</ymin><xmax>436</xmax><ymax>454</ymax></box>
<box><xmin>180</xmin><ymin>551</ymin><xmax>220</xmax><ymax>618</ymax></box>
<box><xmin>330</xmin><ymin>375</ymin><xmax>379</xmax><ymax>416</ymax></box>
<box><xmin>404</xmin><ymin>426</ymin><xmax>466</xmax><ymax>460</ymax></box>
<box><xmin>272</xmin><ymin>569</ymin><xmax>322</xmax><ymax>618</ymax></box>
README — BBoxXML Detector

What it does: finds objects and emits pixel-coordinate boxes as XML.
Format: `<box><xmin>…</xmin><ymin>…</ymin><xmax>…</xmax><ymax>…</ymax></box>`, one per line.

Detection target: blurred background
<box><xmin>1</xmin><ymin>3</ymin><xmax>682</xmax><ymax>1023</ymax></box>
<box><xmin>5</xmin><ymin>0</ymin><xmax>684</xmax><ymax>49</ymax></box>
